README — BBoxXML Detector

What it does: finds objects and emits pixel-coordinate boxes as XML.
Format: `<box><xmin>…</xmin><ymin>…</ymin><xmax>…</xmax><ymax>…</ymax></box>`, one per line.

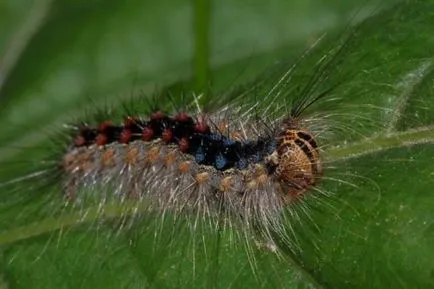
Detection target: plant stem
<box><xmin>193</xmin><ymin>0</ymin><xmax>211</xmax><ymax>97</ymax></box>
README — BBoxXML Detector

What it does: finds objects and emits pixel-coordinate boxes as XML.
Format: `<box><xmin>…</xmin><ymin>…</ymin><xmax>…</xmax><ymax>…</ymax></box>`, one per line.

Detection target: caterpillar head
<box><xmin>274</xmin><ymin>120</ymin><xmax>322</xmax><ymax>204</ymax></box>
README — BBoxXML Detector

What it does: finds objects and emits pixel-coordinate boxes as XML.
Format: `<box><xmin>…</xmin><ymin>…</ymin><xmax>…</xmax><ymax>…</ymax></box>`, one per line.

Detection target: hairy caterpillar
<box><xmin>0</xmin><ymin>11</ymin><xmax>390</xmax><ymax>289</ymax></box>
<box><xmin>64</xmin><ymin>94</ymin><xmax>321</xmax><ymax>202</ymax></box>
<box><xmin>0</xmin><ymin>10</ymin><xmax>368</xmax><ymax>255</ymax></box>
<box><xmin>3</xmin><ymin>2</ymin><xmax>434</xmax><ymax>289</ymax></box>
<box><xmin>0</xmin><ymin>31</ymin><xmax>344</xmax><ymax>254</ymax></box>
<box><xmin>0</xmin><ymin>3</ymin><xmax>404</xmax><ymax>289</ymax></box>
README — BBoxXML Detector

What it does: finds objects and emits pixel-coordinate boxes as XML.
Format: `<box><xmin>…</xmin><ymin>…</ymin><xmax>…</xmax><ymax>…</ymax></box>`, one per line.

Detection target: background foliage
<box><xmin>1</xmin><ymin>0</ymin><xmax>434</xmax><ymax>288</ymax></box>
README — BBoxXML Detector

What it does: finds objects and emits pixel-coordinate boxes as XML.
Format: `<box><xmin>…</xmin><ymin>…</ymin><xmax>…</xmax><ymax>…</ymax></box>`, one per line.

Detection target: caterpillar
<box><xmin>56</xmin><ymin>31</ymin><xmax>353</xmax><ymax>229</ymax></box>
<box><xmin>3</xmin><ymin>2</ymin><xmax>434</xmax><ymax>289</ymax></box>
<box><xmin>0</xmin><ymin>5</ymin><xmax>385</xmax><ymax>288</ymax></box>
<box><xmin>0</xmin><ymin>25</ymin><xmax>351</xmax><ymax>248</ymax></box>
<box><xmin>63</xmin><ymin>102</ymin><xmax>320</xmax><ymax>207</ymax></box>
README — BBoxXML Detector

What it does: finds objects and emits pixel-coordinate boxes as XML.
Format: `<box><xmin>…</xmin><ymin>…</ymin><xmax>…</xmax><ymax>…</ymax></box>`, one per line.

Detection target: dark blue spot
<box><xmin>236</xmin><ymin>158</ymin><xmax>248</xmax><ymax>169</ymax></box>
<box><xmin>266</xmin><ymin>140</ymin><xmax>277</xmax><ymax>154</ymax></box>
<box><xmin>209</xmin><ymin>133</ymin><xmax>222</xmax><ymax>141</ymax></box>
<box><xmin>215</xmin><ymin>154</ymin><xmax>227</xmax><ymax>170</ymax></box>
<box><xmin>250</xmin><ymin>152</ymin><xmax>262</xmax><ymax>163</ymax></box>
<box><xmin>223</xmin><ymin>137</ymin><xmax>235</xmax><ymax>146</ymax></box>
<box><xmin>195</xmin><ymin>147</ymin><xmax>205</xmax><ymax>163</ymax></box>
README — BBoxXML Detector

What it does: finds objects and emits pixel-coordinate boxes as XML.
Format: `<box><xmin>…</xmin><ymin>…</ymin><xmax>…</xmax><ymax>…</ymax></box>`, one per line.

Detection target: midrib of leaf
<box><xmin>0</xmin><ymin>201</ymin><xmax>149</xmax><ymax>246</ymax></box>
<box><xmin>326</xmin><ymin>125</ymin><xmax>434</xmax><ymax>162</ymax></box>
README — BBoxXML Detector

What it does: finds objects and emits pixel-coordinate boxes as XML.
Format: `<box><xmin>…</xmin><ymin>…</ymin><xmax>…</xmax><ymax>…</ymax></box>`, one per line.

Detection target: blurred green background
<box><xmin>1</xmin><ymin>0</ymin><xmax>434</xmax><ymax>288</ymax></box>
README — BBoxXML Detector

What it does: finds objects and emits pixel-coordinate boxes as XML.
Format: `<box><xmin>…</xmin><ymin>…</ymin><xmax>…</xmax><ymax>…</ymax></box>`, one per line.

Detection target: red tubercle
<box><xmin>179</xmin><ymin>137</ymin><xmax>189</xmax><ymax>152</ymax></box>
<box><xmin>150</xmin><ymin>111</ymin><xmax>164</xmax><ymax>120</ymax></box>
<box><xmin>120</xmin><ymin>129</ymin><xmax>132</xmax><ymax>144</ymax></box>
<box><xmin>194</xmin><ymin>122</ymin><xmax>210</xmax><ymax>134</ymax></box>
<box><xmin>175</xmin><ymin>112</ymin><xmax>191</xmax><ymax>122</ymax></box>
<box><xmin>162</xmin><ymin>129</ymin><xmax>173</xmax><ymax>142</ymax></box>
<box><xmin>142</xmin><ymin>127</ymin><xmax>154</xmax><ymax>141</ymax></box>
<box><xmin>74</xmin><ymin>135</ymin><xmax>86</xmax><ymax>146</ymax></box>
<box><xmin>96</xmin><ymin>133</ymin><xmax>108</xmax><ymax>146</ymax></box>
<box><xmin>98</xmin><ymin>121</ymin><xmax>113</xmax><ymax>132</ymax></box>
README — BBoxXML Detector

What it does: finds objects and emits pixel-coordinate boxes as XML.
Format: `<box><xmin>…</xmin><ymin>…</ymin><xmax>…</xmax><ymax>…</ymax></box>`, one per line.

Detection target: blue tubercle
<box><xmin>266</xmin><ymin>140</ymin><xmax>277</xmax><ymax>154</ymax></box>
<box><xmin>222</xmin><ymin>137</ymin><xmax>236</xmax><ymax>146</ymax></box>
<box><xmin>250</xmin><ymin>152</ymin><xmax>262</xmax><ymax>163</ymax></box>
<box><xmin>209</xmin><ymin>133</ymin><xmax>222</xmax><ymax>141</ymax></box>
<box><xmin>215</xmin><ymin>154</ymin><xmax>227</xmax><ymax>170</ymax></box>
<box><xmin>195</xmin><ymin>147</ymin><xmax>205</xmax><ymax>163</ymax></box>
<box><xmin>236</xmin><ymin>158</ymin><xmax>248</xmax><ymax>169</ymax></box>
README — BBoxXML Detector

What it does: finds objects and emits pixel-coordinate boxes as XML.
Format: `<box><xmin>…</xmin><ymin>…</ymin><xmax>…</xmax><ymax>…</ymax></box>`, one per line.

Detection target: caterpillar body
<box><xmin>63</xmin><ymin>109</ymin><xmax>321</xmax><ymax>209</ymax></box>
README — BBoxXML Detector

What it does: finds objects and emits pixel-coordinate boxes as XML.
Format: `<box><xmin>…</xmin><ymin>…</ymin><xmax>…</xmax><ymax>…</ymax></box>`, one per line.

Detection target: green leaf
<box><xmin>1</xmin><ymin>0</ymin><xmax>433</xmax><ymax>288</ymax></box>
